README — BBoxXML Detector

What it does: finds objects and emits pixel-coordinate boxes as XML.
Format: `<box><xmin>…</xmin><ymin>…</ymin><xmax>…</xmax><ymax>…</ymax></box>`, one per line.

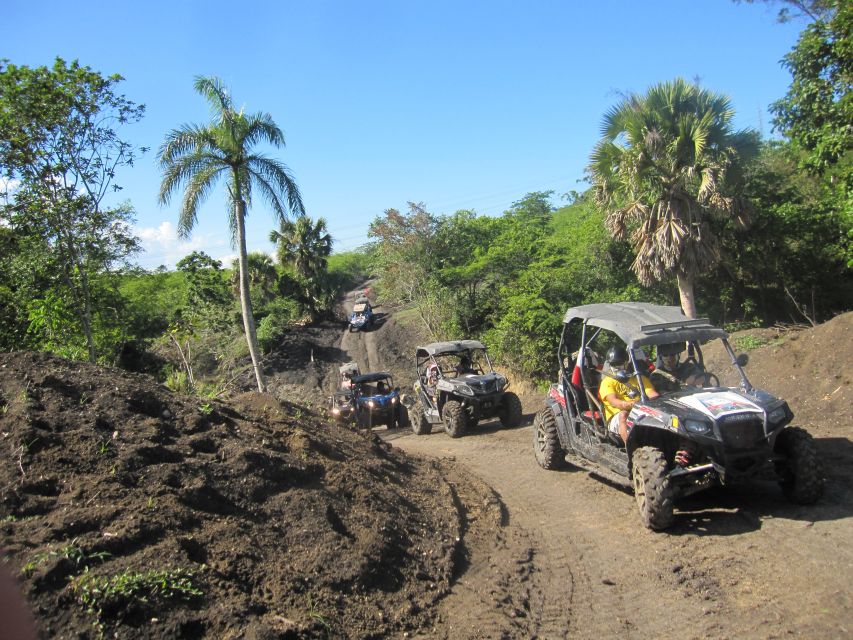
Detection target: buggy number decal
<box><xmin>677</xmin><ymin>391</ymin><xmax>762</xmax><ymax>419</ymax></box>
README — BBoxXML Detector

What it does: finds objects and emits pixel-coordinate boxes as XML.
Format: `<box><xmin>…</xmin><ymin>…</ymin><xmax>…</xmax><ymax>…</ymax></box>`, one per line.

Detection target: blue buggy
<box><xmin>351</xmin><ymin>372</ymin><xmax>407</xmax><ymax>429</ymax></box>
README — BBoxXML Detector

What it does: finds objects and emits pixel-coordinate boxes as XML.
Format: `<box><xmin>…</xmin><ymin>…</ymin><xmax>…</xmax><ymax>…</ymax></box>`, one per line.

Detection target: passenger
<box><xmin>600</xmin><ymin>345</ymin><xmax>659</xmax><ymax>444</ymax></box>
<box><xmin>427</xmin><ymin>363</ymin><xmax>441</xmax><ymax>387</ymax></box>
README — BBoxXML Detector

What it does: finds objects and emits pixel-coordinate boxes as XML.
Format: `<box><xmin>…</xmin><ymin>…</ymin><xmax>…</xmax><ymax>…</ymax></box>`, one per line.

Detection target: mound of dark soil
<box><xmin>0</xmin><ymin>351</ymin><xmax>471</xmax><ymax>639</ymax></box>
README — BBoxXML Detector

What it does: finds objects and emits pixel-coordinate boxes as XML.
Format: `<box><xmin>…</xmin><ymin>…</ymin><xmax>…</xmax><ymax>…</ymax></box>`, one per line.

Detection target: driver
<box><xmin>652</xmin><ymin>342</ymin><xmax>704</xmax><ymax>392</ymax></box>
<box><xmin>600</xmin><ymin>345</ymin><xmax>658</xmax><ymax>444</ymax></box>
<box><xmin>455</xmin><ymin>355</ymin><xmax>475</xmax><ymax>376</ymax></box>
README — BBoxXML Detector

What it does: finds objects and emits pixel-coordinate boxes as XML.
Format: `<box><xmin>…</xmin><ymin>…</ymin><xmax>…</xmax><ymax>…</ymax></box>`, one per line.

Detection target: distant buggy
<box><xmin>349</xmin><ymin>296</ymin><xmax>375</xmax><ymax>332</ymax></box>
<box><xmin>533</xmin><ymin>302</ymin><xmax>823</xmax><ymax>530</ymax></box>
<box><xmin>408</xmin><ymin>340</ymin><xmax>522</xmax><ymax>438</ymax></box>
<box><xmin>351</xmin><ymin>371</ymin><xmax>407</xmax><ymax>430</ymax></box>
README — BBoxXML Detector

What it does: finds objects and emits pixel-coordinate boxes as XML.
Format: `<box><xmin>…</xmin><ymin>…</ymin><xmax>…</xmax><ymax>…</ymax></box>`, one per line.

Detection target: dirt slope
<box><xmin>0</xmin><ymin>351</ymin><xmax>493</xmax><ymax>639</ymax></box>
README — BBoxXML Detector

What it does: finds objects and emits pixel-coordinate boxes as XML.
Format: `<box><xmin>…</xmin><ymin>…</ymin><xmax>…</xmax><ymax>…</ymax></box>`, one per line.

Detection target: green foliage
<box><xmin>733</xmin><ymin>334</ymin><xmax>774</xmax><ymax>351</ymax></box>
<box><xmin>70</xmin><ymin>567</ymin><xmax>202</xmax><ymax>631</ymax></box>
<box><xmin>367</xmin><ymin>194</ymin><xmax>657</xmax><ymax>379</ymax></box>
<box><xmin>771</xmin><ymin>2</ymin><xmax>852</xmax><ymax>183</ymax></box>
<box><xmin>177</xmin><ymin>251</ymin><xmax>232</xmax><ymax>331</ymax></box>
<box><xmin>0</xmin><ymin>58</ymin><xmax>145</xmax><ymax>361</ymax></box>
<box><xmin>257</xmin><ymin>297</ymin><xmax>302</xmax><ymax>352</ymax></box>
<box><xmin>699</xmin><ymin>141</ymin><xmax>852</xmax><ymax>323</ymax></box>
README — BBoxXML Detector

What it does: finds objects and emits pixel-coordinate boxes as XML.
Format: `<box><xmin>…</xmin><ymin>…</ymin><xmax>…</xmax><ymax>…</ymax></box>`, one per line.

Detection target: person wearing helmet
<box><xmin>455</xmin><ymin>354</ymin><xmax>475</xmax><ymax>376</ymax></box>
<box><xmin>599</xmin><ymin>344</ymin><xmax>659</xmax><ymax>444</ymax></box>
<box><xmin>653</xmin><ymin>342</ymin><xmax>703</xmax><ymax>392</ymax></box>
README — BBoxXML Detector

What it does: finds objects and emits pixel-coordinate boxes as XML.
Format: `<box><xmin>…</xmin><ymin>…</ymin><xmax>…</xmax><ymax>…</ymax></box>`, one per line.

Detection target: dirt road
<box><xmin>337</xmin><ymin>293</ymin><xmax>853</xmax><ymax>639</ymax></box>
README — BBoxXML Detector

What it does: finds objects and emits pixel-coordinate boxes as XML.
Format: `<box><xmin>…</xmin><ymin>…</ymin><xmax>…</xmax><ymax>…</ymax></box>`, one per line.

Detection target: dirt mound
<box><xmin>0</xmin><ymin>351</ymin><xmax>478</xmax><ymax>639</ymax></box>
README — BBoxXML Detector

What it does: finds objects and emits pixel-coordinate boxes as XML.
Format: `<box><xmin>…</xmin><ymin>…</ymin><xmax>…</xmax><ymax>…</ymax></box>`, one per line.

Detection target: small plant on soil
<box><xmin>198</xmin><ymin>402</ymin><xmax>214</xmax><ymax>415</ymax></box>
<box><xmin>70</xmin><ymin>567</ymin><xmax>202</xmax><ymax>633</ymax></box>
<box><xmin>20</xmin><ymin>538</ymin><xmax>110</xmax><ymax>576</ymax></box>
<box><xmin>306</xmin><ymin>594</ymin><xmax>332</xmax><ymax>633</ymax></box>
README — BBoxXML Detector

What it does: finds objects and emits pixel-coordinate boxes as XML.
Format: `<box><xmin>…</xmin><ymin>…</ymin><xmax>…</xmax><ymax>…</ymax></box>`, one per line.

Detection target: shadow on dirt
<box><xmin>669</xmin><ymin>437</ymin><xmax>853</xmax><ymax>536</ymax></box>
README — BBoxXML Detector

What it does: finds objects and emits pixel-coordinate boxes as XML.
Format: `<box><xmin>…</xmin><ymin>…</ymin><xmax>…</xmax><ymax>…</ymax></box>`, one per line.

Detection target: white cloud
<box><xmin>134</xmin><ymin>221</ymin><xmax>229</xmax><ymax>270</ymax></box>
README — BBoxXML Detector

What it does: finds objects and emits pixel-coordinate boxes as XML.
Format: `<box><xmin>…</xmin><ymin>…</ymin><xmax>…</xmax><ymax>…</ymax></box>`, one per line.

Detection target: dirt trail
<box><xmin>333</xmin><ymin>289</ymin><xmax>853</xmax><ymax>639</ymax></box>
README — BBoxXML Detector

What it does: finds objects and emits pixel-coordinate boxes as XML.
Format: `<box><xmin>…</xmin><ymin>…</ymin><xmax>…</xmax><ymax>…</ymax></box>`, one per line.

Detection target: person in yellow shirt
<box><xmin>599</xmin><ymin>345</ymin><xmax>659</xmax><ymax>444</ymax></box>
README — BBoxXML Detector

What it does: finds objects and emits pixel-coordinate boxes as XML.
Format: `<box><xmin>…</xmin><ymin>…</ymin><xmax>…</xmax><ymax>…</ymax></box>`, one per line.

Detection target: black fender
<box><xmin>543</xmin><ymin>395</ymin><xmax>573</xmax><ymax>451</ymax></box>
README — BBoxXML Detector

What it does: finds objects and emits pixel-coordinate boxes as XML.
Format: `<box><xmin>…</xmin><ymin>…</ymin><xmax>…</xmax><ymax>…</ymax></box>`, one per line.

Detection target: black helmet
<box><xmin>658</xmin><ymin>342</ymin><xmax>685</xmax><ymax>357</ymax></box>
<box><xmin>606</xmin><ymin>344</ymin><xmax>629</xmax><ymax>366</ymax></box>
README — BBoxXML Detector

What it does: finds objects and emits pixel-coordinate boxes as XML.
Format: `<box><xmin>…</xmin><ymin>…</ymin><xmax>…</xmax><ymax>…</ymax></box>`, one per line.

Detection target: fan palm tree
<box><xmin>269</xmin><ymin>215</ymin><xmax>332</xmax><ymax>281</ymax></box>
<box><xmin>588</xmin><ymin>78</ymin><xmax>757</xmax><ymax>318</ymax></box>
<box><xmin>230</xmin><ymin>252</ymin><xmax>279</xmax><ymax>306</ymax></box>
<box><xmin>158</xmin><ymin>76</ymin><xmax>304</xmax><ymax>391</ymax></box>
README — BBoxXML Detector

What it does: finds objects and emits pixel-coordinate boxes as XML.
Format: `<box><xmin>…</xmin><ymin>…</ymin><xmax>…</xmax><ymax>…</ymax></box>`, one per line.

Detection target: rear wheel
<box><xmin>632</xmin><ymin>447</ymin><xmax>674</xmax><ymax>530</ymax></box>
<box><xmin>410</xmin><ymin>403</ymin><xmax>432</xmax><ymax>436</ymax></box>
<box><xmin>774</xmin><ymin>427</ymin><xmax>823</xmax><ymax>504</ymax></box>
<box><xmin>498</xmin><ymin>392</ymin><xmax>523</xmax><ymax>428</ymax></box>
<box><xmin>443</xmin><ymin>400</ymin><xmax>468</xmax><ymax>438</ymax></box>
<box><xmin>533</xmin><ymin>407</ymin><xmax>565</xmax><ymax>470</ymax></box>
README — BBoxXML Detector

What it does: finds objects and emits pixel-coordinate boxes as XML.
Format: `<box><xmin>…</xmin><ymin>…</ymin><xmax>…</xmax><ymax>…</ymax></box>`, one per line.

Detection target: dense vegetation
<box><xmin>0</xmin><ymin>1</ymin><xmax>849</xmax><ymax>387</ymax></box>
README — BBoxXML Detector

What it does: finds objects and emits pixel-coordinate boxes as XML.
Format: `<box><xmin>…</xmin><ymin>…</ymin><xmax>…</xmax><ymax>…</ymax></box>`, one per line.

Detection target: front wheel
<box><xmin>396</xmin><ymin>404</ymin><xmax>410</xmax><ymax>429</ymax></box>
<box><xmin>498</xmin><ymin>392</ymin><xmax>523</xmax><ymax>428</ymax></box>
<box><xmin>632</xmin><ymin>446</ymin><xmax>674</xmax><ymax>530</ymax></box>
<box><xmin>442</xmin><ymin>400</ymin><xmax>468</xmax><ymax>438</ymax></box>
<box><xmin>774</xmin><ymin>427</ymin><xmax>823</xmax><ymax>504</ymax></box>
<box><xmin>533</xmin><ymin>407</ymin><xmax>565</xmax><ymax>470</ymax></box>
<box><xmin>410</xmin><ymin>403</ymin><xmax>432</xmax><ymax>436</ymax></box>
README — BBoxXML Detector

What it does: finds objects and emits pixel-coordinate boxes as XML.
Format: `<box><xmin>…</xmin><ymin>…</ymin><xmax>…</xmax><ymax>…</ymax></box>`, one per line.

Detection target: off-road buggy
<box><xmin>351</xmin><ymin>371</ymin><xmax>407</xmax><ymax>430</ymax></box>
<box><xmin>327</xmin><ymin>362</ymin><xmax>360</xmax><ymax>423</ymax></box>
<box><xmin>328</xmin><ymin>391</ymin><xmax>356</xmax><ymax>423</ymax></box>
<box><xmin>348</xmin><ymin>296</ymin><xmax>374</xmax><ymax>332</ymax></box>
<box><xmin>533</xmin><ymin>302</ymin><xmax>823</xmax><ymax>530</ymax></box>
<box><xmin>407</xmin><ymin>340</ymin><xmax>523</xmax><ymax>438</ymax></box>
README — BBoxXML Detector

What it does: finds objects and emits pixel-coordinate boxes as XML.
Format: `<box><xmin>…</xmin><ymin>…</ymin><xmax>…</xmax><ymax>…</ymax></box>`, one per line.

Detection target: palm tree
<box><xmin>269</xmin><ymin>215</ymin><xmax>332</xmax><ymax>281</ymax></box>
<box><xmin>158</xmin><ymin>76</ymin><xmax>304</xmax><ymax>391</ymax></box>
<box><xmin>588</xmin><ymin>78</ymin><xmax>757</xmax><ymax>318</ymax></box>
<box><xmin>230</xmin><ymin>252</ymin><xmax>278</xmax><ymax>306</ymax></box>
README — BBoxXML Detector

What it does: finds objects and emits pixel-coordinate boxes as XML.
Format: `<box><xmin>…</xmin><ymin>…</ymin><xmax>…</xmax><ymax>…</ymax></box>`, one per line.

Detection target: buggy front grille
<box><xmin>718</xmin><ymin>415</ymin><xmax>765</xmax><ymax>449</ymax></box>
<box><xmin>470</xmin><ymin>380</ymin><xmax>497</xmax><ymax>394</ymax></box>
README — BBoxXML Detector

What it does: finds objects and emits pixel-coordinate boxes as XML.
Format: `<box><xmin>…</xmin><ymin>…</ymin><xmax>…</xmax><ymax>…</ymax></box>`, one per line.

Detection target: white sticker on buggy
<box><xmin>676</xmin><ymin>391</ymin><xmax>763</xmax><ymax>419</ymax></box>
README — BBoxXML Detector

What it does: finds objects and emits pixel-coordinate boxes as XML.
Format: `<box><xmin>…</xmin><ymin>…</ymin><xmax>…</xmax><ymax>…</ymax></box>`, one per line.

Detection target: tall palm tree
<box><xmin>269</xmin><ymin>215</ymin><xmax>332</xmax><ymax>281</ymax></box>
<box><xmin>588</xmin><ymin>78</ymin><xmax>757</xmax><ymax>318</ymax></box>
<box><xmin>158</xmin><ymin>76</ymin><xmax>304</xmax><ymax>391</ymax></box>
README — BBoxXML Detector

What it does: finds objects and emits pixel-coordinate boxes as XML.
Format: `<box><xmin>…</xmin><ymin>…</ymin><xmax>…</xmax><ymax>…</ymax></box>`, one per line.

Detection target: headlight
<box><xmin>332</xmin><ymin>407</ymin><xmax>340</xmax><ymax>415</ymax></box>
<box><xmin>496</xmin><ymin>376</ymin><xmax>507</xmax><ymax>389</ymax></box>
<box><xmin>368</xmin><ymin>400</ymin><xmax>375</xmax><ymax>408</ymax></box>
<box><xmin>767</xmin><ymin>407</ymin><xmax>787</xmax><ymax>424</ymax></box>
<box><xmin>457</xmin><ymin>385</ymin><xmax>474</xmax><ymax>396</ymax></box>
<box><xmin>391</xmin><ymin>396</ymin><xmax>397</xmax><ymax>404</ymax></box>
<box><xmin>684</xmin><ymin>419</ymin><xmax>712</xmax><ymax>435</ymax></box>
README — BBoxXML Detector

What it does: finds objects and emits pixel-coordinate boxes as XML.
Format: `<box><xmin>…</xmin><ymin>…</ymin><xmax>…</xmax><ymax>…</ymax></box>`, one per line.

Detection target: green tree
<box><xmin>588</xmin><ymin>78</ymin><xmax>758</xmax><ymax>318</ymax></box>
<box><xmin>0</xmin><ymin>58</ymin><xmax>144</xmax><ymax>360</ymax></box>
<box><xmin>230</xmin><ymin>252</ymin><xmax>279</xmax><ymax>313</ymax></box>
<box><xmin>177</xmin><ymin>251</ymin><xmax>232</xmax><ymax>331</ymax></box>
<box><xmin>269</xmin><ymin>215</ymin><xmax>332</xmax><ymax>281</ymax></box>
<box><xmin>158</xmin><ymin>76</ymin><xmax>305</xmax><ymax>392</ymax></box>
<box><xmin>770</xmin><ymin>2</ymin><xmax>851</xmax><ymax>186</ymax></box>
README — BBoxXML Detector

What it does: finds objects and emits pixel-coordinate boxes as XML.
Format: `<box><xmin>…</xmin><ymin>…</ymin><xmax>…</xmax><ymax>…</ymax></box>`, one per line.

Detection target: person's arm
<box><xmin>641</xmin><ymin>375</ymin><xmax>660</xmax><ymax>398</ymax></box>
<box><xmin>603</xmin><ymin>392</ymin><xmax>636</xmax><ymax>412</ymax></box>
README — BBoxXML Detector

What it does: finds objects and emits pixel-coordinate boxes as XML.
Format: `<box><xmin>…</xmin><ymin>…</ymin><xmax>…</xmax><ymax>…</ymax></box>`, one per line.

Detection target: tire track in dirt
<box><xmin>389</xmin><ymin>425</ymin><xmax>726</xmax><ymax>638</ymax></box>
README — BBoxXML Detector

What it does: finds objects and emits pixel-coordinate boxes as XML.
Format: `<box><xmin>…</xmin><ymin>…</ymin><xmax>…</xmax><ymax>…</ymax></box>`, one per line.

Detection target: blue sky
<box><xmin>5</xmin><ymin>0</ymin><xmax>804</xmax><ymax>270</ymax></box>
